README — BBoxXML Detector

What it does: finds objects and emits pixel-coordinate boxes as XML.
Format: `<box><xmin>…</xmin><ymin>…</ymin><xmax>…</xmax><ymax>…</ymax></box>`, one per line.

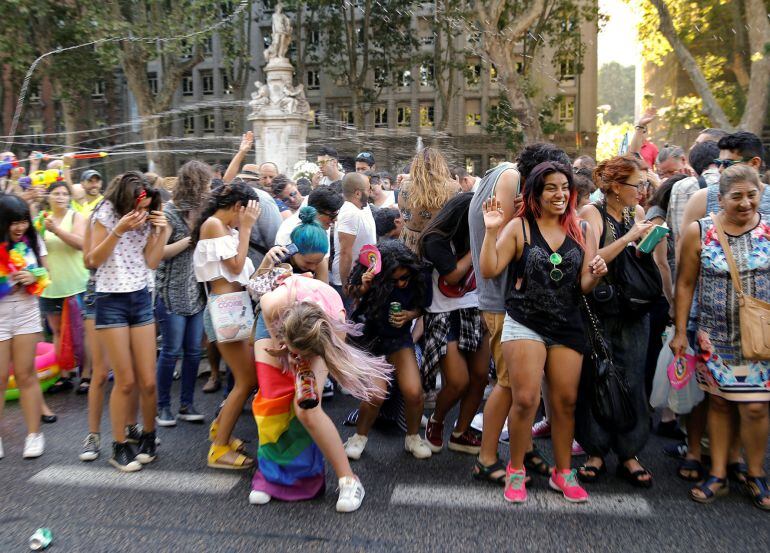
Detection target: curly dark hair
<box><xmin>191</xmin><ymin>180</ymin><xmax>258</xmax><ymax>244</ymax></box>
<box><xmin>346</xmin><ymin>238</ymin><xmax>429</xmax><ymax>323</ymax></box>
<box><xmin>417</xmin><ymin>191</ymin><xmax>474</xmax><ymax>259</ymax></box>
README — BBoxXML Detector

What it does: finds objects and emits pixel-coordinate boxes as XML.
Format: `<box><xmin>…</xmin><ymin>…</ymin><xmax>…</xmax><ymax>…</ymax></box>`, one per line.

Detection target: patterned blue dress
<box><xmin>695</xmin><ymin>215</ymin><xmax>770</xmax><ymax>401</ymax></box>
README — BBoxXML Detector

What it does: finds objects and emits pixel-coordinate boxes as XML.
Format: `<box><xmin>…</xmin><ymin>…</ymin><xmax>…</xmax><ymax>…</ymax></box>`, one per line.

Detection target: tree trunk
<box><xmin>504</xmin><ymin>76</ymin><xmax>543</xmax><ymax>142</ymax></box>
<box><xmin>60</xmin><ymin>88</ymin><xmax>93</xmax><ymax>148</ymax></box>
<box><xmin>738</xmin><ymin>0</ymin><xmax>770</xmax><ymax>134</ymax></box>
<box><xmin>648</xmin><ymin>0</ymin><xmax>734</xmax><ymax>131</ymax></box>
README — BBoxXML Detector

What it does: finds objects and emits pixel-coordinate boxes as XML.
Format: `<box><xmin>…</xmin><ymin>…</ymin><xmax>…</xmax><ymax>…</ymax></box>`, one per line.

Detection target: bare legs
<box><xmin>0</xmin><ymin>334</ymin><xmax>43</xmax><ymax>434</ymax></box>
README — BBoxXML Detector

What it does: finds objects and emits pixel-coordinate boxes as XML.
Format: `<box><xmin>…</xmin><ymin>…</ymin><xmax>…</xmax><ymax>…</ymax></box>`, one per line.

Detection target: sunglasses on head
<box><xmin>713</xmin><ymin>158</ymin><xmax>753</xmax><ymax>168</ymax></box>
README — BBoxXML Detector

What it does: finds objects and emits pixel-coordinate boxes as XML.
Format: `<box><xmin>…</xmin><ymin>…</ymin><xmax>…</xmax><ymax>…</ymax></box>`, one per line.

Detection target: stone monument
<box><xmin>248</xmin><ymin>3</ymin><xmax>311</xmax><ymax>175</ymax></box>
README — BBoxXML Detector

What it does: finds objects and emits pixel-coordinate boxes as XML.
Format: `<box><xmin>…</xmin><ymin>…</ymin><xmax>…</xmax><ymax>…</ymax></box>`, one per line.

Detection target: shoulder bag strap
<box><xmin>710</xmin><ymin>212</ymin><xmax>744</xmax><ymax>297</ymax></box>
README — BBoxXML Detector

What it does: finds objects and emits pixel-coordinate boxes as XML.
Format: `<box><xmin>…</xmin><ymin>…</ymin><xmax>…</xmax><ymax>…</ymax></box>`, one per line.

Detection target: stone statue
<box><xmin>278</xmin><ymin>83</ymin><xmax>308</xmax><ymax>115</ymax></box>
<box><xmin>264</xmin><ymin>3</ymin><xmax>292</xmax><ymax>62</ymax></box>
<box><xmin>251</xmin><ymin>81</ymin><xmax>270</xmax><ymax>106</ymax></box>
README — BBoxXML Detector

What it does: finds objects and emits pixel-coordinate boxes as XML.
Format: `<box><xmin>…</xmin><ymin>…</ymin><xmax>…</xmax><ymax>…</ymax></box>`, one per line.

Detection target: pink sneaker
<box><xmin>549</xmin><ymin>468</ymin><xmax>589</xmax><ymax>503</ymax></box>
<box><xmin>504</xmin><ymin>464</ymin><xmax>527</xmax><ymax>503</ymax></box>
<box><xmin>531</xmin><ymin>418</ymin><xmax>551</xmax><ymax>438</ymax></box>
<box><xmin>571</xmin><ymin>440</ymin><xmax>585</xmax><ymax>456</ymax></box>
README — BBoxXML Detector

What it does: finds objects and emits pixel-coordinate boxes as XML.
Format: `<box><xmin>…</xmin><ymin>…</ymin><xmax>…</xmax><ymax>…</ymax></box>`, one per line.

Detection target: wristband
<box><xmin>112</xmin><ymin>229</ymin><xmax>124</xmax><ymax>238</ymax></box>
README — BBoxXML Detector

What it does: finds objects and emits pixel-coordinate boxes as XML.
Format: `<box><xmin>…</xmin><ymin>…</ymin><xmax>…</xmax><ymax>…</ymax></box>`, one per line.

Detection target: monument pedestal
<box><xmin>248</xmin><ymin>58</ymin><xmax>311</xmax><ymax>176</ymax></box>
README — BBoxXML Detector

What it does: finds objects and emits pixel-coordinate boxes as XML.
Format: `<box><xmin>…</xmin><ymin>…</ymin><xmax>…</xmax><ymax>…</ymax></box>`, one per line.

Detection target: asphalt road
<box><xmin>1</xmin><ymin>375</ymin><xmax>769</xmax><ymax>553</ymax></box>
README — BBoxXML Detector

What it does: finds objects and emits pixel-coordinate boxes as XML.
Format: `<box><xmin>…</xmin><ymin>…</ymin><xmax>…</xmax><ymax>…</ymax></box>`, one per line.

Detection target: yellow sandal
<box><xmin>209</xmin><ymin>420</ymin><xmax>246</xmax><ymax>452</ymax></box>
<box><xmin>207</xmin><ymin>444</ymin><xmax>254</xmax><ymax>470</ymax></box>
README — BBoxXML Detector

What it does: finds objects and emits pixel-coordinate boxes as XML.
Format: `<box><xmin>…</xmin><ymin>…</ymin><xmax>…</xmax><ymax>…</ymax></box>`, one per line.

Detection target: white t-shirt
<box><xmin>330</xmin><ymin>202</ymin><xmax>376</xmax><ymax>286</ymax></box>
<box><xmin>93</xmin><ymin>201</ymin><xmax>151</xmax><ymax>293</ymax></box>
<box><xmin>275</xmin><ymin>212</ymin><xmax>331</xmax><ymax>247</ymax></box>
<box><xmin>373</xmin><ymin>190</ymin><xmax>396</xmax><ymax>209</ymax></box>
<box><xmin>426</xmin><ymin>270</ymin><xmax>479</xmax><ymax>313</ymax></box>
<box><xmin>320</xmin><ymin>172</ymin><xmax>344</xmax><ymax>187</ymax></box>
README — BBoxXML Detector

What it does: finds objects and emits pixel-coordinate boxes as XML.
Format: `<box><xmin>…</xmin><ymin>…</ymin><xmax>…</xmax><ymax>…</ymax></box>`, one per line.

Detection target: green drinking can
<box><xmin>29</xmin><ymin>528</ymin><xmax>52</xmax><ymax>550</ymax></box>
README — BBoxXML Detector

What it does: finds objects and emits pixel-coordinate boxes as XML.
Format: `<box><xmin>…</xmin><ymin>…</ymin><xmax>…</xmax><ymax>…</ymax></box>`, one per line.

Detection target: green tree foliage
<box><xmin>597</xmin><ymin>62</ymin><xmax>635</xmax><ymax>124</ymax></box>
<box><xmin>639</xmin><ymin>0</ymin><xmax>770</xmax><ymax>134</ymax></box>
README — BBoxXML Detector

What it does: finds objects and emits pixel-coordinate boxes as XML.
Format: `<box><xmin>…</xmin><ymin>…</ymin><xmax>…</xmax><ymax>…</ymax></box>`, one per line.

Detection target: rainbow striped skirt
<box><xmin>251</xmin><ymin>361</ymin><xmax>326</xmax><ymax>501</ymax></box>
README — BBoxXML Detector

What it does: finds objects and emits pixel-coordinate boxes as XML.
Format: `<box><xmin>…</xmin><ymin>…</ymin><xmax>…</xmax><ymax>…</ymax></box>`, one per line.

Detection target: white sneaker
<box><xmin>23</xmin><ymin>433</ymin><xmax>45</xmax><ymax>459</ymax></box>
<box><xmin>248</xmin><ymin>490</ymin><xmax>271</xmax><ymax>505</ymax></box>
<box><xmin>343</xmin><ymin>434</ymin><xmax>368</xmax><ymax>460</ymax></box>
<box><xmin>405</xmin><ymin>434</ymin><xmax>432</xmax><ymax>459</ymax></box>
<box><xmin>336</xmin><ymin>476</ymin><xmax>365</xmax><ymax>513</ymax></box>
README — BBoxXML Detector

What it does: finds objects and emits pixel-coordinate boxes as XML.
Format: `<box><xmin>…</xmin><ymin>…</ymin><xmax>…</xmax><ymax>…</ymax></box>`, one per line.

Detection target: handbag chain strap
<box><xmin>581</xmin><ymin>295</ymin><xmax>612</xmax><ymax>360</ymax></box>
<box><xmin>710</xmin><ymin>212</ymin><xmax>745</xmax><ymax>298</ymax></box>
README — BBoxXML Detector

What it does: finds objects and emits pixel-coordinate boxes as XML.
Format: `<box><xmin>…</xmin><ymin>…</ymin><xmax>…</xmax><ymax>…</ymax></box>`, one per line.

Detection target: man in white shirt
<box><xmin>316</xmin><ymin>146</ymin><xmax>344</xmax><ymax>187</ymax></box>
<box><xmin>451</xmin><ymin>166</ymin><xmax>477</xmax><ymax>193</ymax></box>
<box><xmin>330</xmin><ymin>173</ymin><xmax>376</xmax><ymax>306</ymax></box>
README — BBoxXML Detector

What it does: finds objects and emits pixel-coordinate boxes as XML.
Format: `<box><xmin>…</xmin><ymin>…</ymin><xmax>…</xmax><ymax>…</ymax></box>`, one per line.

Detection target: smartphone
<box><xmin>278</xmin><ymin>243</ymin><xmax>299</xmax><ymax>263</ymax></box>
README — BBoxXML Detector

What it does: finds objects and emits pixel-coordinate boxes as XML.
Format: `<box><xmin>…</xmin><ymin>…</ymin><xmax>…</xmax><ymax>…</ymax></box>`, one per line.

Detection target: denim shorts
<box><xmin>501</xmin><ymin>314</ymin><xmax>559</xmax><ymax>347</ymax></box>
<box><xmin>94</xmin><ymin>287</ymin><xmax>154</xmax><ymax>329</ymax></box>
<box><xmin>254</xmin><ymin>312</ymin><xmax>271</xmax><ymax>341</ymax></box>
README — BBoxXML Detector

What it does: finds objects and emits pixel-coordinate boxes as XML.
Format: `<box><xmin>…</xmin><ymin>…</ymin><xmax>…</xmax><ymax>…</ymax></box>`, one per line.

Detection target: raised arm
<box><xmin>479</xmin><ymin>196</ymin><xmax>519</xmax><ymax>278</ymax></box>
<box><xmin>223</xmin><ymin>131</ymin><xmax>254</xmax><ymax>183</ymax></box>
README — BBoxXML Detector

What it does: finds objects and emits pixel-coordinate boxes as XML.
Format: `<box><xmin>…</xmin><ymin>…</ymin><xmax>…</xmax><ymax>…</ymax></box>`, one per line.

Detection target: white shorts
<box><xmin>0</xmin><ymin>293</ymin><xmax>43</xmax><ymax>341</ymax></box>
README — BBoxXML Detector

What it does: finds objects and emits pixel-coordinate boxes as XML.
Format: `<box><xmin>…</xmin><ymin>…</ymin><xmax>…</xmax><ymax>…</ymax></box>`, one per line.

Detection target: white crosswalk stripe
<box><xmin>390</xmin><ymin>484</ymin><xmax>652</xmax><ymax>517</ymax></box>
<box><xmin>29</xmin><ymin>465</ymin><xmax>241</xmax><ymax>495</ymax></box>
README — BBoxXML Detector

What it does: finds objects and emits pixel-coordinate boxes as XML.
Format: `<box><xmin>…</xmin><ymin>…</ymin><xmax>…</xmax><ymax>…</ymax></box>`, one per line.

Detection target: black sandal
<box><xmin>76</xmin><ymin>378</ymin><xmax>91</xmax><ymax>395</ymax></box>
<box><xmin>472</xmin><ymin>459</ymin><xmax>507</xmax><ymax>486</ymax></box>
<box><xmin>744</xmin><ymin>475</ymin><xmax>770</xmax><ymax>511</ymax></box>
<box><xmin>524</xmin><ymin>448</ymin><xmax>552</xmax><ymax>477</ymax></box>
<box><xmin>577</xmin><ymin>461</ymin><xmax>606</xmax><ymax>483</ymax></box>
<box><xmin>727</xmin><ymin>461</ymin><xmax>749</xmax><ymax>484</ymax></box>
<box><xmin>47</xmin><ymin>377</ymin><xmax>73</xmax><ymax>394</ymax></box>
<box><xmin>617</xmin><ymin>458</ymin><xmax>653</xmax><ymax>488</ymax></box>
<box><xmin>690</xmin><ymin>475</ymin><xmax>728</xmax><ymax>504</ymax></box>
<box><xmin>677</xmin><ymin>458</ymin><xmax>705</xmax><ymax>482</ymax></box>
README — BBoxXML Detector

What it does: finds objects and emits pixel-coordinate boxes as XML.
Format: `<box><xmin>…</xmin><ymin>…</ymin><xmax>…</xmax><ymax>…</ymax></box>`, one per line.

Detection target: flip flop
<box><xmin>472</xmin><ymin>459</ymin><xmax>507</xmax><ymax>486</ymax></box>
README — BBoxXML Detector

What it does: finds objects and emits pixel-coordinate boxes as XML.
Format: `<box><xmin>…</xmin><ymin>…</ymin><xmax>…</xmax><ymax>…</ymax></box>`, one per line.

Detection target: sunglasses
<box><xmin>317</xmin><ymin>159</ymin><xmax>334</xmax><ymax>166</ymax></box>
<box><xmin>622</xmin><ymin>180</ymin><xmax>647</xmax><ymax>191</ymax></box>
<box><xmin>283</xmin><ymin>190</ymin><xmax>298</xmax><ymax>199</ymax></box>
<box><xmin>713</xmin><ymin>158</ymin><xmax>753</xmax><ymax>168</ymax></box>
<box><xmin>391</xmin><ymin>273</ymin><xmax>411</xmax><ymax>284</ymax></box>
<box><xmin>549</xmin><ymin>253</ymin><xmax>563</xmax><ymax>282</ymax></box>
<box><xmin>319</xmin><ymin>210</ymin><xmax>339</xmax><ymax>220</ymax></box>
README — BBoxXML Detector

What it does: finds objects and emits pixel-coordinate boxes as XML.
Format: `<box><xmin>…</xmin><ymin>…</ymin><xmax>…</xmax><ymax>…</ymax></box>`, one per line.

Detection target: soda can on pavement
<box><xmin>29</xmin><ymin>528</ymin><xmax>52</xmax><ymax>550</ymax></box>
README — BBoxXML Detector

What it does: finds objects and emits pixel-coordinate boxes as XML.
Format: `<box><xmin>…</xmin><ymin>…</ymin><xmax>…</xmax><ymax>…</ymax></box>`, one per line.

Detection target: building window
<box><xmin>340</xmin><ymin>108</ymin><xmax>354</xmax><ymax>126</ymax></box>
<box><xmin>202</xmin><ymin>37</ymin><xmax>213</xmax><ymax>56</ymax></box>
<box><xmin>465</xmin><ymin>99</ymin><xmax>481</xmax><ymax>127</ymax></box>
<box><xmin>223</xmin><ymin>118</ymin><xmax>235</xmax><ymax>134</ymax></box>
<box><xmin>184</xmin><ymin>115</ymin><xmax>195</xmax><ymax>135</ymax></box>
<box><xmin>558</xmin><ymin>96</ymin><xmax>575</xmax><ymax>128</ymax></box>
<box><xmin>356</xmin><ymin>28</ymin><xmax>365</xmax><ymax>47</ymax></box>
<box><xmin>374</xmin><ymin>66</ymin><xmax>388</xmax><ymax>86</ymax></box>
<box><xmin>182</xmin><ymin>73</ymin><xmax>194</xmax><ymax>96</ymax></box>
<box><xmin>221</xmin><ymin>70</ymin><xmax>232</xmax><ymax>95</ymax></box>
<box><xmin>307</xmin><ymin>70</ymin><xmax>320</xmax><ymax>90</ymax></box>
<box><xmin>559</xmin><ymin>59</ymin><xmax>576</xmax><ymax>81</ymax></box>
<box><xmin>490</xmin><ymin>65</ymin><xmax>498</xmax><ymax>84</ymax></box>
<box><xmin>468</xmin><ymin>32</ymin><xmax>480</xmax><ymax>47</ymax></box>
<box><xmin>203</xmin><ymin>113</ymin><xmax>216</xmax><ymax>133</ymax></box>
<box><xmin>28</xmin><ymin>84</ymin><xmax>41</xmax><ymax>103</ymax></box>
<box><xmin>397</xmin><ymin>105</ymin><xmax>411</xmax><ymax>127</ymax></box>
<box><xmin>147</xmin><ymin>72</ymin><xmax>158</xmax><ymax>95</ymax></box>
<box><xmin>400</xmin><ymin>70</ymin><xmax>412</xmax><ymax>89</ymax></box>
<box><xmin>308</xmin><ymin>109</ymin><xmax>319</xmax><ymax>129</ymax></box>
<box><xmin>309</xmin><ymin>29</ymin><xmax>320</xmax><ymax>46</ymax></box>
<box><xmin>374</xmin><ymin>106</ymin><xmax>388</xmax><ymax>128</ymax></box>
<box><xmin>420</xmin><ymin>63</ymin><xmax>434</xmax><ymax>88</ymax></box>
<box><xmin>419</xmin><ymin>104</ymin><xmax>434</xmax><ymax>127</ymax></box>
<box><xmin>201</xmin><ymin>70</ymin><xmax>214</xmax><ymax>95</ymax></box>
<box><xmin>465</xmin><ymin>155</ymin><xmax>482</xmax><ymax>175</ymax></box>
<box><xmin>465</xmin><ymin>63</ymin><xmax>481</xmax><ymax>88</ymax></box>
<box><xmin>180</xmin><ymin>40</ymin><xmax>194</xmax><ymax>59</ymax></box>
<box><xmin>92</xmin><ymin>80</ymin><xmax>106</xmax><ymax>99</ymax></box>
<box><xmin>29</xmin><ymin>122</ymin><xmax>43</xmax><ymax>144</ymax></box>
<box><xmin>516</xmin><ymin>61</ymin><xmax>524</xmax><ymax>74</ymax></box>
<box><xmin>421</xmin><ymin>33</ymin><xmax>434</xmax><ymax>46</ymax></box>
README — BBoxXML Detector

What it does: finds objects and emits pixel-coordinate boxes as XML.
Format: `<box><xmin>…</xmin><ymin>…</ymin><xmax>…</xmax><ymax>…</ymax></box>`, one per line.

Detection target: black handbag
<box><xmin>596</xmin><ymin>203</ymin><xmax>662</xmax><ymax>314</ymax></box>
<box><xmin>582</xmin><ymin>296</ymin><xmax>637</xmax><ymax>433</ymax></box>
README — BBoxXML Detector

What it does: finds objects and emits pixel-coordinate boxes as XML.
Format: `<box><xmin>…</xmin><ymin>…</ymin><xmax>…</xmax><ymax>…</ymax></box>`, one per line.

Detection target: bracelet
<box><xmin>635</xmin><ymin>125</ymin><xmax>647</xmax><ymax>131</ymax></box>
<box><xmin>112</xmin><ymin>229</ymin><xmax>124</xmax><ymax>238</ymax></box>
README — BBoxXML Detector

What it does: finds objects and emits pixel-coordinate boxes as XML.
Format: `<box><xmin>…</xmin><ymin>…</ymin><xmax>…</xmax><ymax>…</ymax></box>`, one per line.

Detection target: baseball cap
<box><xmin>356</xmin><ymin>152</ymin><xmax>375</xmax><ymax>165</ymax></box>
<box><xmin>81</xmin><ymin>169</ymin><xmax>101</xmax><ymax>181</ymax></box>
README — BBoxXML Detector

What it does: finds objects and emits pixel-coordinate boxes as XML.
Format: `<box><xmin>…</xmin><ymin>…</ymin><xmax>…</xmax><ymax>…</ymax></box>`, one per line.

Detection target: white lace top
<box><xmin>193</xmin><ymin>229</ymin><xmax>254</xmax><ymax>286</ymax></box>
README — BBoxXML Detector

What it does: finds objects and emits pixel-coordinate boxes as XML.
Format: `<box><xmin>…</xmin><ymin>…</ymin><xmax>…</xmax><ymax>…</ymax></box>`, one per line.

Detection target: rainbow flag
<box><xmin>251</xmin><ymin>361</ymin><xmax>325</xmax><ymax>501</ymax></box>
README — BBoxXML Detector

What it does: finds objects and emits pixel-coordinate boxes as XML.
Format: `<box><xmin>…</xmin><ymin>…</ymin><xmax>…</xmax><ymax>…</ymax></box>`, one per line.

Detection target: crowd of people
<box><xmin>0</xmin><ymin>114</ymin><xmax>769</xmax><ymax>514</ymax></box>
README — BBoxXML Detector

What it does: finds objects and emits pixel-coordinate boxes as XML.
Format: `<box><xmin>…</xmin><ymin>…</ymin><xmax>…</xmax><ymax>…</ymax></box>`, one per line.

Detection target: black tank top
<box><xmin>506</xmin><ymin>218</ymin><xmax>587</xmax><ymax>353</ymax></box>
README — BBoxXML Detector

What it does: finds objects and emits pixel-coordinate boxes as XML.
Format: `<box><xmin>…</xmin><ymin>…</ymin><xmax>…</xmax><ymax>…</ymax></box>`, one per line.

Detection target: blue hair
<box><xmin>290</xmin><ymin>206</ymin><xmax>329</xmax><ymax>255</ymax></box>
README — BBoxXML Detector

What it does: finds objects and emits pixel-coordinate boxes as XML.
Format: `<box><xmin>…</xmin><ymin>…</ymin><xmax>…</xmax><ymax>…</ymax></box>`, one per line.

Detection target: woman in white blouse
<box><xmin>193</xmin><ymin>181</ymin><xmax>261</xmax><ymax>470</ymax></box>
